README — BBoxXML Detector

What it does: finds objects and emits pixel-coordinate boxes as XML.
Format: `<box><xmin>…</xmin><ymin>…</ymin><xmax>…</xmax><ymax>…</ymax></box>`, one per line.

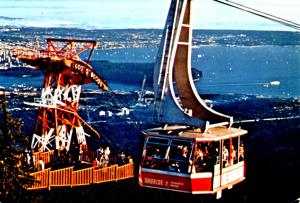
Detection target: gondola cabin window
<box><xmin>142</xmin><ymin>136</ymin><xmax>194</xmax><ymax>173</ymax></box>
<box><xmin>142</xmin><ymin>137</ymin><xmax>169</xmax><ymax>170</ymax></box>
<box><xmin>193</xmin><ymin>141</ymin><xmax>220</xmax><ymax>173</ymax></box>
<box><xmin>221</xmin><ymin>136</ymin><xmax>245</xmax><ymax>168</ymax></box>
<box><xmin>168</xmin><ymin>139</ymin><xmax>193</xmax><ymax>173</ymax></box>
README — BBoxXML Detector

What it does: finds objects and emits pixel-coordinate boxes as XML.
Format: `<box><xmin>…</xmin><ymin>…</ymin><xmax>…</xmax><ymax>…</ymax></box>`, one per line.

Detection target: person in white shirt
<box><xmin>104</xmin><ymin>147</ymin><xmax>111</xmax><ymax>167</ymax></box>
<box><xmin>37</xmin><ymin>157</ymin><xmax>45</xmax><ymax>171</ymax></box>
<box><xmin>222</xmin><ymin>145</ymin><xmax>229</xmax><ymax>167</ymax></box>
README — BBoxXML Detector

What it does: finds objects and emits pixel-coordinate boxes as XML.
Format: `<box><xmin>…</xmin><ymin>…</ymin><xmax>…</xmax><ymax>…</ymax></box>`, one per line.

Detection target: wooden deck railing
<box><xmin>116</xmin><ymin>162</ymin><xmax>135</xmax><ymax>180</ymax></box>
<box><xmin>93</xmin><ymin>165</ymin><xmax>118</xmax><ymax>184</ymax></box>
<box><xmin>33</xmin><ymin>150</ymin><xmax>96</xmax><ymax>167</ymax></box>
<box><xmin>49</xmin><ymin>167</ymin><xmax>73</xmax><ymax>188</ymax></box>
<box><xmin>33</xmin><ymin>150</ymin><xmax>54</xmax><ymax>167</ymax></box>
<box><xmin>72</xmin><ymin>167</ymin><xmax>93</xmax><ymax>186</ymax></box>
<box><xmin>27</xmin><ymin>168</ymin><xmax>51</xmax><ymax>190</ymax></box>
<box><xmin>26</xmin><ymin>162</ymin><xmax>135</xmax><ymax>190</ymax></box>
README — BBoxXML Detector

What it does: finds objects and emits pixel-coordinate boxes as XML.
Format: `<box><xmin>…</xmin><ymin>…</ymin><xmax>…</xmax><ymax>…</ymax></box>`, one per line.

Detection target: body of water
<box><xmin>0</xmin><ymin>28</ymin><xmax>299</xmax><ymax>203</ymax></box>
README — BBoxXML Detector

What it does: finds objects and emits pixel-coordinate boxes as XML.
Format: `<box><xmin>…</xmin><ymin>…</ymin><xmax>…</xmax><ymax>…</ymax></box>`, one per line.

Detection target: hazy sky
<box><xmin>0</xmin><ymin>0</ymin><xmax>299</xmax><ymax>31</ymax></box>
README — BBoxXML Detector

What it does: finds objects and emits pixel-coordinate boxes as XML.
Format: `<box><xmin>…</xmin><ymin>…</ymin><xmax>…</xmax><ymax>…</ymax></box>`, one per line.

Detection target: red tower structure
<box><xmin>16</xmin><ymin>38</ymin><xmax>108</xmax><ymax>152</ymax></box>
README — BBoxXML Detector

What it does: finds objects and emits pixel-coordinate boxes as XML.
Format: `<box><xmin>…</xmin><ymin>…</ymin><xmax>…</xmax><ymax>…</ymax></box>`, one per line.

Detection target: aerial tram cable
<box><xmin>235</xmin><ymin>115</ymin><xmax>300</xmax><ymax>124</ymax></box>
<box><xmin>208</xmin><ymin>0</ymin><xmax>300</xmax><ymax>124</ymax></box>
<box><xmin>211</xmin><ymin>0</ymin><xmax>300</xmax><ymax>31</ymax></box>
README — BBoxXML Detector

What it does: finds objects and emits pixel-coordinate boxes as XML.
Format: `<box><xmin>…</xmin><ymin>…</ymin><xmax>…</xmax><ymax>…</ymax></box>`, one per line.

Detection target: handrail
<box><xmin>33</xmin><ymin>150</ymin><xmax>54</xmax><ymax>167</ymax></box>
<box><xmin>72</xmin><ymin>167</ymin><xmax>93</xmax><ymax>186</ymax></box>
<box><xmin>49</xmin><ymin>167</ymin><xmax>73</xmax><ymax>188</ymax></box>
<box><xmin>93</xmin><ymin>165</ymin><xmax>118</xmax><ymax>183</ymax></box>
<box><xmin>27</xmin><ymin>162</ymin><xmax>135</xmax><ymax>190</ymax></box>
<box><xmin>116</xmin><ymin>162</ymin><xmax>135</xmax><ymax>180</ymax></box>
<box><xmin>27</xmin><ymin>168</ymin><xmax>51</xmax><ymax>190</ymax></box>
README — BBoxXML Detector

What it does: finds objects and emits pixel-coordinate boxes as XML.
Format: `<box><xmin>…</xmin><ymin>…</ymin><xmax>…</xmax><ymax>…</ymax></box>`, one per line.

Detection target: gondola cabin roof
<box><xmin>143</xmin><ymin>125</ymin><xmax>247</xmax><ymax>142</ymax></box>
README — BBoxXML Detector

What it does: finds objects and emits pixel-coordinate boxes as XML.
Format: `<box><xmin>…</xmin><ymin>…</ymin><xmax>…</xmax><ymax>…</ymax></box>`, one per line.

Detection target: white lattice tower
<box><xmin>28</xmin><ymin>84</ymin><xmax>91</xmax><ymax>152</ymax></box>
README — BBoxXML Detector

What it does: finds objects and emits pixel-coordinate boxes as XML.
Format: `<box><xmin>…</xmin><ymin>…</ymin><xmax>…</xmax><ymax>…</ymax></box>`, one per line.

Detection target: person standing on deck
<box><xmin>37</xmin><ymin>157</ymin><xmax>44</xmax><ymax>171</ymax></box>
<box><xmin>104</xmin><ymin>146</ymin><xmax>110</xmax><ymax>167</ymax></box>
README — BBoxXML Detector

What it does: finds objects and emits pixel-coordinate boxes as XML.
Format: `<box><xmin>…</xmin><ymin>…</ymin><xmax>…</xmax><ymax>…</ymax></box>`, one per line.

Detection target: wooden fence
<box><xmin>33</xmin><ymin>150</ymin><xmax>54</xmax><ymax>167</ymax></box>
<box><xmin>28</xmin><ymin>168</ymin><xmax>51</xmax><ymax>190</ymax></box>
<box><xmin>26</xmin><ymin>162</ymin><xmax>134</xmax><ymax>190</ymax></box>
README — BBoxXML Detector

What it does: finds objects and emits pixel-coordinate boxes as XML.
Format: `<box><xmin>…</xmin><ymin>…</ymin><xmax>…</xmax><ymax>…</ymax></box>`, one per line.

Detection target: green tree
<box><xmin>0</xmin><ymin>88</ymin><xmax>34</xmax><ymax>202</ymax></box>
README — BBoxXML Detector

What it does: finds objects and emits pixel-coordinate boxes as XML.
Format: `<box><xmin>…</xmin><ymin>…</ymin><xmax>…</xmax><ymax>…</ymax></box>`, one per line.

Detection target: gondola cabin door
<box><xmin>138</xmin><ymin>127</ymin><xmax>246</xmax><ymax>199</ymax></box>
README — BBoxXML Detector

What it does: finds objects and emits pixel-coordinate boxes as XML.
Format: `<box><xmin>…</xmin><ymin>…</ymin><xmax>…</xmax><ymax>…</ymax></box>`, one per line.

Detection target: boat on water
<box><xmin>138</xmin><ymin>0</ymin><xmax>247</xmax><ymax>199</ymax></box>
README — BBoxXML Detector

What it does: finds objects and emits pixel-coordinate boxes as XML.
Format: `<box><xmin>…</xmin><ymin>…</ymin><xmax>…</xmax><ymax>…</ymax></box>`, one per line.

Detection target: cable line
<box><xmin>212</xmin><ymin>0</ymin><xmax>300</xmax><ymax>31</ymax></box>
<box><xmin>235</xmin><ymin>115</ymin><xmax>300</xmax><ymax>124</ymax></box>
